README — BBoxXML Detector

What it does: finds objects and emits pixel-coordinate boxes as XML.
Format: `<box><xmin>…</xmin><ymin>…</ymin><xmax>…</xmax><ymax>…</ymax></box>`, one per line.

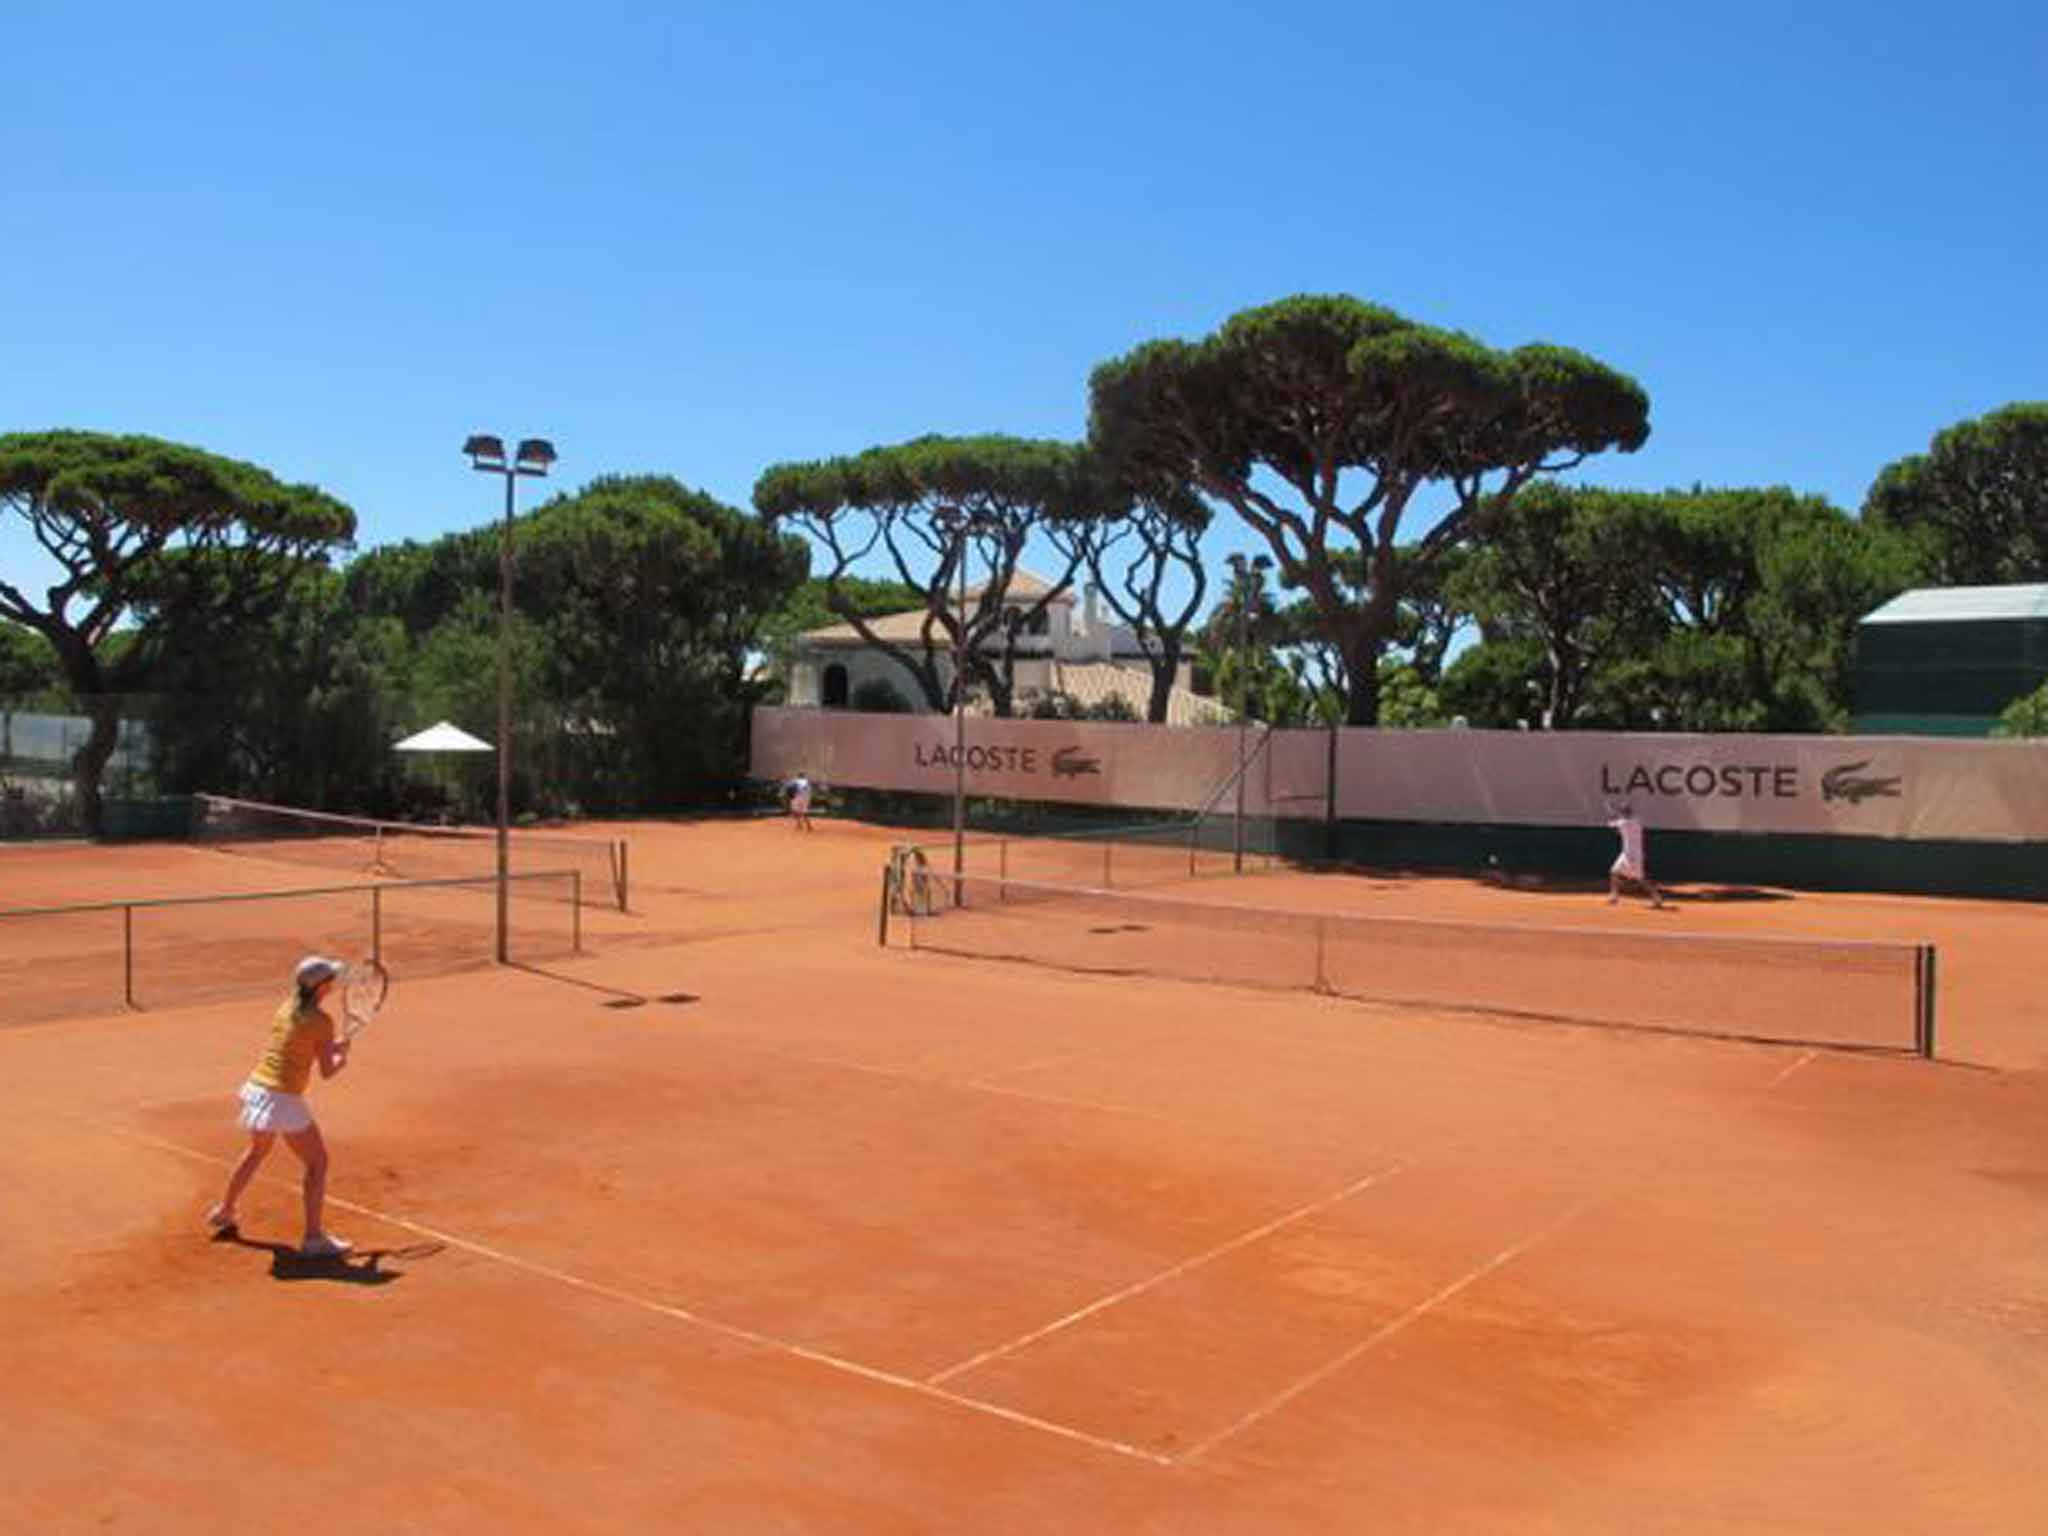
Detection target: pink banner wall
<box><xmin>752</xmin><ymin>708</ymin><xmax>2048</xmax><ymax>843</ymax></box>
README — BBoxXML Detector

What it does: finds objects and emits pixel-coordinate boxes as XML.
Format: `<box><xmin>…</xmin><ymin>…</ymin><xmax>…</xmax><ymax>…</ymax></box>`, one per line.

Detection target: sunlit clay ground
<box><xmin>3</xmin><ymin>818</ymin><xmax>2044</xmax><ymax>1533</ymax></box>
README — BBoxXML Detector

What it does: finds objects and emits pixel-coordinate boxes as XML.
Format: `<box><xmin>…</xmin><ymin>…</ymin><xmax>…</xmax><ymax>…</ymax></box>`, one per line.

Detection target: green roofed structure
<box><xmin>1854</xmin><ymin>584</ymin><xmax>2048</xmax><ymax>736</ymax></box>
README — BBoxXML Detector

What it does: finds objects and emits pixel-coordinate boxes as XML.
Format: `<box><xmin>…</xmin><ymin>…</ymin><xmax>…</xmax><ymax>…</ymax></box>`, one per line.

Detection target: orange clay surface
<box><xmin>3</xmin><ymin>818</ymin><xmax>2046</xmax><ymax>1533</ymax></box>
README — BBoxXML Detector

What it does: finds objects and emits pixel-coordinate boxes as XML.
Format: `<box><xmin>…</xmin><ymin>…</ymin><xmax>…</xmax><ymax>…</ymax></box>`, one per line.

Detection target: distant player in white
<box><xmin>785</xmin><ymin>772</ymin><xmax>814</xmax><ymax>832</ymax></box>
<box><xmin>1605</xmin><ymin>801</ymin><xmax>1665</xmax><ymax>908</ymax></box>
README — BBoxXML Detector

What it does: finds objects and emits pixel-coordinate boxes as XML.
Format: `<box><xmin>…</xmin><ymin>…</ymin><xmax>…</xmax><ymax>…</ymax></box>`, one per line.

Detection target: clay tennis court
<box><xmin>4</xmin><ymin>818</ymin><xmax>2045</xmax><ymax>1531</ymax></box>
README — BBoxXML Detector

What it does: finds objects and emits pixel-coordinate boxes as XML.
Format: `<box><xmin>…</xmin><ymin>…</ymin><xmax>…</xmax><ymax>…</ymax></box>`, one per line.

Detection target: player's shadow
<box><xmin>1478</xmin><ymin>869</ymin><xmax>1792</xmax><ymax>903</ymax></box>
<box><xmin>1658</xmin><ymin>885</ymin><xmax>1793</xmax><ymax>903</ymax></box>
<box><xmin>510</xmin><ymin>962</ymin><xmax>699</xmax><ymax>1011</ymax></box>
<box><xmin>210</xmin><ymin>1226</ymin><xmax>445</xmax><ymax>1285</ymax></box>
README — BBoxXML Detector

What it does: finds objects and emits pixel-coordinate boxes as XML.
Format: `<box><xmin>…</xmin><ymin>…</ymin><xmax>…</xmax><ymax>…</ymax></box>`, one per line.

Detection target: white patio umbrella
<box><xmin>393</xmin><ymin>720</ymin><xmax>494</xmax><ymax>813</ymax></box>
<box><xmin>394</xmin><ymin>721</ymin><xmax>495</xmax><ymax>754</ymax></box>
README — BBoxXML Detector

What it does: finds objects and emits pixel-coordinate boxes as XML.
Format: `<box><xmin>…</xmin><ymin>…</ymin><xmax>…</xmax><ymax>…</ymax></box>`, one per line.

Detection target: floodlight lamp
<box><xmin>514</xmin><ymin>438</ymin><xmax>557</xmax><ymax>475</ymax></box>
<box><xmin>464</xmin><ymin>434</ymin><xmax>507</xmax><ymax>471</ymax></box>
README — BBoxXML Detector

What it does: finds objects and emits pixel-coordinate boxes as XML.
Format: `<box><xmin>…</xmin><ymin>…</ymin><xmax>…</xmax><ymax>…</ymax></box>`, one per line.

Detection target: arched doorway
<box><xmin>822</xmin><ymin>663</ymin><xmax>850</xmax><ymax>708</ymax></box>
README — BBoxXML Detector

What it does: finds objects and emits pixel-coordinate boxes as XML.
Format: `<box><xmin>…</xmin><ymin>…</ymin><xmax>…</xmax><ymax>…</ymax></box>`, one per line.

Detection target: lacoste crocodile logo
<box><xmin>1821</xmin><ymin>761</ymin><xmax>1902</xmax><ymax>804</ymax></box>
<box><xmin>1051</xmin><ymin>746</ymin><xmax>1103</xmax><ymax>779</ymax></box>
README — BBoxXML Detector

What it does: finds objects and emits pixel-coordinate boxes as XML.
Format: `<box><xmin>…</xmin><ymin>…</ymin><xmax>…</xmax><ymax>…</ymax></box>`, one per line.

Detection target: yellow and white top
<box><xmin>246</xmin><ymin>994</ymin><xmax>335</xmax><ymax>1095</ymax></box>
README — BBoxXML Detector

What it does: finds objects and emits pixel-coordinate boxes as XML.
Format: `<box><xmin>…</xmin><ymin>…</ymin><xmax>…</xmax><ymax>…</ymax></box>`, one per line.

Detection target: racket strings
<box><xmin>342</xmin><ymin>960</ymin><xmax>390</xmax><ymax>1036</ymax></box>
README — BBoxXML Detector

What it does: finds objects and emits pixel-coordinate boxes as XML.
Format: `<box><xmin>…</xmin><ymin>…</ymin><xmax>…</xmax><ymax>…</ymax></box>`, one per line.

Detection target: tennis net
<box><xmin>0</xmin><ymin>869</ymin><xmax>582</xmax><ymax>1026</ymax></box>
<box><xmin>892</xmin><ymin>816</ymin><xmax>1274</xmax><ymax>901</ymax></box>
<box><xmin>192</xmin><ymin>792</ymin><xmax>628</xmax><ymax>911</ymax></box>
<box><xmin>888</xmin><ymin>871</ymin><xmax>1938</xmax><ymax>1057</ymax></box>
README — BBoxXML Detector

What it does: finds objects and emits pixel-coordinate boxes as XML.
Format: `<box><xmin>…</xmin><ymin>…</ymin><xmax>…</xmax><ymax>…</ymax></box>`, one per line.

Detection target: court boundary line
<box><xmin>1765</xmin><ymin>1049</ymin><xmax>1818</xmax><ymax>1092</ymax></box>
<box><xmin>110</xmin><ymin>1125</ymin><xmax>1176</xmax><ymax>1468</ymax></box>
<box><xmin>683</xmin><ymin>1031</ymin><xmax>1425</xmax><ymax>1156</ymax></box>
<box><xmin>683</xmin><ymin>1034</ymin><xmax>1222</xmax><ymax>1130</ymax></box>
<box><xmin>1177</xmin><ymin>1042</ymin><xmax>1827</xmax><ymax>1462</ymax></box>
<box><xmin>1178</xmin><ymin>1196</ymin><xmax>1601</xmax><ymax>1462</ymax></box>
<box><xmin>84</xmin><ymin>962</ymin><xmax>1864</xmax><ymax>1472</ymax></box>
<box><xmin>926</xmin><ymin>1160</ymin><xmax>1408</xmax><ymax>1387</ymax></box>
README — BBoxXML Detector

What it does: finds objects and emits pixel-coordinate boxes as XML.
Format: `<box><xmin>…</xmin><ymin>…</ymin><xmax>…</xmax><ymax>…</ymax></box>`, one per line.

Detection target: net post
<box><xmin>614</xmin><ymin>840</ymin><xmax>629</xmax><ymax>911</ymax></box>
<box><xmin>1313</xmin><ymin>916</ymin><xmax>1329</xmax><ymax>994</ymax></box>
<box><xmin>123</xmin><ymin>904</ymin><xmax>135</xmax><ymax>1009</ymax></box>
<box><xmin>372</xmin><ymin>885</ymin><xmax>382</xmax><ymax>966</ymax></box>
<box><xmin>920</xmin><ymin>852</ymin><xmax>934</xmax><ymax>917</ymax></box>
<box><xmin>877</xmin><ymin>863</ymin><xmax>894</xmax><ymax>947</ymax></box>
<box><xmin>573</xmin><ymin>871</ymin><xmax>583</xmax><ymax>953</ymax></box>
<box><xmin>1915</xmin><ymin>945</ymin><xmax>1938</xmax><ymax>1059</ymax></box>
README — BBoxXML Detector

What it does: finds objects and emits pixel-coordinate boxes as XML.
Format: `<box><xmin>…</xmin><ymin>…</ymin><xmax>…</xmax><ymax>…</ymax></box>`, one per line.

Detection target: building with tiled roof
<box><xmin>783</xmin><ymin>575</ymin><xmax>1227</xmax><ymax>724</ymax></box>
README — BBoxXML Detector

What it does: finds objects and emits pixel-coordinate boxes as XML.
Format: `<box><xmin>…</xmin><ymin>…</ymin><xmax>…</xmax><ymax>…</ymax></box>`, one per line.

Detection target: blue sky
<box><xmin>5</xmin><ymin>0</ymin><xmax>2044</xmax><ymax>612</ymax></box>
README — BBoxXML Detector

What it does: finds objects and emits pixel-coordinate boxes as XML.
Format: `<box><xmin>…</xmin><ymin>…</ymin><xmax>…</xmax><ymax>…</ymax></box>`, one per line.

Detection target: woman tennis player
<box><xmin>206</xmin><ymin>955</ymin><xmax>354</xmax><ymax>1256</ymax></box>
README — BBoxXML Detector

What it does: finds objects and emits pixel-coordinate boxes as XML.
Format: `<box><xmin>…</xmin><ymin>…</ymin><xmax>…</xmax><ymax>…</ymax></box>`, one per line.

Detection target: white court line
<box><xmin>1178</xmin><ymin>1196</ymin><xmax>1599</xmax><ymax>1463</ymax></box>
<box><xmin>946</xmin><ymin>1079</ymin><xmax>1190</xmax><ymax>1126</ymax></box>
<box><xmin>962</xmin><ymin>1048</ymin><xmax>1099</xmax><ymax>1088</ymax></box>
<box><xmin>112</xmin><ymin>1126</ymin><xmax>1175</xmax><ymax>1468</ymax></box>
<box><xmin>699</xmin><ymin>1038</ymin><xmax>1186</xmax><ymax>1127</ymax></box>
<box><xmin>128</xmin><ymin>1088</ymin><xmax>242</xmax><ymax>1114</ymax></box>
<box><xmin>1764</xmin><ymin>1049</ymin><xmax>1818</xmax><ymax>1093</ymax></box>
<box><xmin>927</xmin><ymin>1161</ymin><xmax>1409</xmax><ymax>1388</ymax></box>
<box><xmin>1173</xmin><ymin>1041</ymin><xmax>1829</xmax><ymax>1464</ymax></box>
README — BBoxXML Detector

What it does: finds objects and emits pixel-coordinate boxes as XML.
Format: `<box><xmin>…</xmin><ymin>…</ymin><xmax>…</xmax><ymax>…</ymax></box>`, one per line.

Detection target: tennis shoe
<box><xmin>205</xmin><ymin>1206</ymin><xmax>237</xmax><ymax>1232</ymax></box>
<box><xmin>300</xmin><ymin>1233</ymin><xmax>353</xmax><ymax>1258</ymax></box>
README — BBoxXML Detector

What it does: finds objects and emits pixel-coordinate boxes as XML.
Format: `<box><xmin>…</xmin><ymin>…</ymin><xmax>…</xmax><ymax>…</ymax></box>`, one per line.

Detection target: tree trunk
<box><xmin>1341</xmin><ymin>603</ymin><xmax>1392</xmax><ymax>726</ymax></box>
<box><xmin>1546</xmin><ymin>642</ymin><xmax>1580</xmax><ymax>730</ymax></box>
<box><xmin>910</xmin><ymin>654</ymin><xmax>949</xmax><ymax>713</ymax></box>
<box><xmin>983</xmin><ymin>653</ymin><xmax>1015</xmax><ymax>718</ymax></box>
<box><xmin>1343</xmin><ymin>658</ymin><xmax>1382</xmax><ymax>726</ymax></box>
<box><xmin>71</xmin><ymin>694</ymin><xmax>122</xmax><ymax>838</ymax></box>
<box><xmin>1146</xmin><ymin>642</ymin><xmax>1179</xmax><ymax>724</ymax></box>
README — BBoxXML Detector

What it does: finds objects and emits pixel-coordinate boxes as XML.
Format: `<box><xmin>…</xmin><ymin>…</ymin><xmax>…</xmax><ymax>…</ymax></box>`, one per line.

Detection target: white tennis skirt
<box><xmin>237</xmin><ymin>1082</ymin><xmax>314</xmax><ymax>1134</ymax></box>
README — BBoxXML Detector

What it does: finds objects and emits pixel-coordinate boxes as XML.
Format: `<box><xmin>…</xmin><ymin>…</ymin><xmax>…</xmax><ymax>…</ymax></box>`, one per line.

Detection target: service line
<box><xmin>927</xmin><ymin>1160</ymin><xmax>1409</xmax><ymax>1388</ymax></box>
<box><xmin>1178</xmin><ymin>1196</ymin><xmax>1600</xmax><ymax>1463</ymax></box>
<box><xmin>112</xmin><ymin>1125</ymin><xmax>1177</xmax><ymax>1468</ymax></box>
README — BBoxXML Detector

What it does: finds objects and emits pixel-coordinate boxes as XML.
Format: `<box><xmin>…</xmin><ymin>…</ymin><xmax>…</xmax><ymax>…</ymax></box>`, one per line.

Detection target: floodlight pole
<box><xmin>944</xmin><ymin>510</ymin><xmax>970</xmax><ymax>901</ymax></box>
<box><xmin>937</xmin><ymin>505</ymin><xmax>994</xmax><ymax>906</ymax></box>
<box><xmin>495</xmin><ymin>470</ymin><xmax>514</xmax><ymax>962</ymax></box>
<box><xmin>1228</xmin><ymin>553</ymin><xmax>1271</xmax><ymax>874</ymax></box>
<box><xmin>466</xmin><ymin>435</ymin><xmax>554</xmax><ymax>963</ymax></box>
<box><xmin>956</xmin><ymin>531</ymin><xmax>968</xmax><ymax>892</ymax></box>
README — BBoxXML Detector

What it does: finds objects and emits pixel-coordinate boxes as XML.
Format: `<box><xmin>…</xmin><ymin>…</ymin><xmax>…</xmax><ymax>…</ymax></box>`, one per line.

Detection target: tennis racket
<box><xmin>341</xmin><ymin>958</ymin><xmax>391</xmax><ymax>1040</ymax></box>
